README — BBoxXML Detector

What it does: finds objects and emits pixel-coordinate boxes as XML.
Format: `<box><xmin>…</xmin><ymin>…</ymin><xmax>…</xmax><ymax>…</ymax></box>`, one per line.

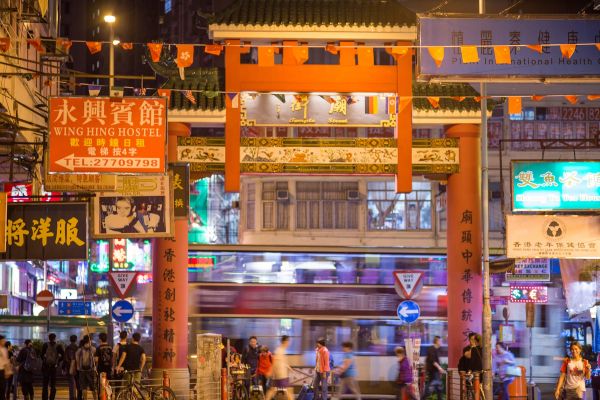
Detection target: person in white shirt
<box><xmin>0</xmin><ymin>335</ymin><xmax>9</xmax><ymax>400</ymax></box>
<box><xmin>265</xmin><ymin>336</ymin><xmax>293</xmax><ymax>400</ymax></box>
<box><xmin>555</xmin><ymin>341</ymin><xmax>591</xmax><ymax>400</ymax></box>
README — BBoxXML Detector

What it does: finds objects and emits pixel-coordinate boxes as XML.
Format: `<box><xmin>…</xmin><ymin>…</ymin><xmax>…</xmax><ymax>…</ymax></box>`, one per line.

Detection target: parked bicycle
<box><xmin>116</xmin><ymin>370</ymin><xmax>176</xmax><ymax>400</ymax></box>
<box><xmin>231</xmin><ymin>365</ymin><xmax>252</xmax><ymax>400</ymax></box>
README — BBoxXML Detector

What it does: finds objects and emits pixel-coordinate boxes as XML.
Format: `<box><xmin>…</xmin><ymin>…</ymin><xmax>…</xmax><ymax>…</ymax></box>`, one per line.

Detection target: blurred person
<box><xmin>63</xmin><ymin>335</ymin><xmax>79</xmax><ymax>400</ymax></box>
<box><xmin>94</xmin><ymin>333</ymin><xmax>113</xmax><ymax>381</ymax></box>
<box><xmin>41</xmin><ymin>333</ymin><xmax>64</xmax><ymax>400</ymax></box>
<box><xmin>421</xmin><ymin>336</ymin><xmax>445</xmax><ymax>400</ymax></box>
<box><xmin>256</xmin><ymin>345</ymin><xmax>273</xmax><ymax>393</ymax></box>
<box><xmin>105</xmin><ymin>197</ymin><xmax>145</xmax><ymax>233</ymax></box>
<box><xmin>395</xmin><ymin>347</ymin><xmax>418</xmax><ymax>400</ymax></box>
<box><xmin>116</xmin><ymin>332</ymin><xmax>146</xmax><ymax>385</ymax></box>
<box><xmin>242</xmin><ymin>336</ymin><xmax>260</xmax><ymax>385</ymax></box>
<box><xmin>16</xmin><ymin>340</ymin><xmax>36</xmax><ymax>400</ymax></box>
<box><xmin>0</xmin><ymin>336</ymin><xmax>8</xmax><ymax>400</ymax></box>
<box><xmin>314</xmin><ymin>338</ymin><xmax>331</xmax><ymax>400</ymax></box>
<box><xmin>555</xmin><ymin>341</ymin><xmax>591</xmax><ymax>400</ymax></box>
<box><xmin>4</xmin><ymin>340</ymin><xmax>15</xmax><ymax>400</ymax></box>
<box><xmin>75</xmin><ymin>336</ymin><xmax>96</xmax><ymax>400</ymax></box>
<box><xmin>493</xmin><ymin>342</ymin><xmax>516</xmax><ymax>400</ymax></box>
<box><xmin>333</xmin><ymin>341</ymin><xmax>361</xmax><ymax>400</ymax></box>
<box><xmin>265</xmin><ymin>336</ymin><xmax>293</xmax><ymax>400</ymax></box>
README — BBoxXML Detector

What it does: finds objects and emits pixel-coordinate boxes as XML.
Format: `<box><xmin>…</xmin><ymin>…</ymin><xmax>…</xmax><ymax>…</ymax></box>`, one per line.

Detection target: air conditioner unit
<box><xmin>276</xmin><ymin>190</ymin><xmax>289</xmax><ymax>201</ymax></box>
<box><xmin>346</xmin><ymin>190</ymin><xmax>360</xmax><ymax>200</ymax></box>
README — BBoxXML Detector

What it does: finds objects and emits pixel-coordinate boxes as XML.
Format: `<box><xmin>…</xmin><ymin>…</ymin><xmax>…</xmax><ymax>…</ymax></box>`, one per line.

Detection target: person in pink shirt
<box><xmin>314</xmin><ymin>338</ymin><xmax>331</xmax><ymax>400</ymax></box>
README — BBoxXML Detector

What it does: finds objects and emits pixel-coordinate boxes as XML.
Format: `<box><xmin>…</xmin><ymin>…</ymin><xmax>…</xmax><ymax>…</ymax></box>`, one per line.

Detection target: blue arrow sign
<box><xmin>112</xmin><ymin>300</ymin><xmax>134</xmax><ymax>323</ymax></box>
<box><xmin>58</xmin><ymin>301</ymin><xmax>92</xmax><ymax>316</ymax></box>
<box><xmin>397</xmin><ymin>300</ymin><xmax>420</xmax><ymax>324</ymax></box>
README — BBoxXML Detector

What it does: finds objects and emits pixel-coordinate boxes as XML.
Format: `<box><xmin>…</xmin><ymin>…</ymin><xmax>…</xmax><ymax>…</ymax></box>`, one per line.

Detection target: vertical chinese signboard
<box><xmin>0</xmin><ymin>193</ymin><xmax>6</xmax><ymax>252</ymax></box>
<box><xmin>169</xmin><ymin>163</ymin><xmax>189</xmax><ymax>219</ymax></box>
<box><xmin>2</xmin><ymin>203</ymin><xmax>88</xmax><ymax>260</ymax></box>
<box><xmin>458</xmin><ymin>209</ymin><xmax>477</xmax><ymax>331</ymax></box>
<box><xmin>48</xmin><ymin>97</ymin><xmax>167</xmax><ymax>174</ymax></box>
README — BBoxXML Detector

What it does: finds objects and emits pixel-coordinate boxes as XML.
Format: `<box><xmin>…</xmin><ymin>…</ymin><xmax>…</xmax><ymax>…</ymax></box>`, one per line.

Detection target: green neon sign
<box><xmin>512</xmin><ymin>161</ymin><xmax>600</xmax><ymax>211</ymax></box>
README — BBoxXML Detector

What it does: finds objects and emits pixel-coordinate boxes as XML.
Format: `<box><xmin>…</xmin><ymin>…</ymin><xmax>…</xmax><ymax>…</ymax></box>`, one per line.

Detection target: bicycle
<box><xmin>115</xmin><ymin>370</ymin><xmax>176</xmax><ymax>400</ymax></box>
<box><xmin>464</xmin><ymin>372</ymin><xmax>485</xmax><ymax>400</ymax></box>
<box><xmin>231</xmin><ymin>366</ymin><xmax>251</xmax><ymax>400</ymax></box>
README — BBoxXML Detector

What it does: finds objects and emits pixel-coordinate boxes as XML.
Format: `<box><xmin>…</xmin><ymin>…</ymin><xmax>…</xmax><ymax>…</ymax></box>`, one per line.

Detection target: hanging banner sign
<box><xmin>418</xmin><ymin>15</ymin><xmax>600</xmax><ymax>80</ymax></box>
<box><xmin>505</xmin><ymin>258</ymin><xmax>551</xmax><ymax>282</ymax></box>
<box><xmin>241</xmin><ymin>93</ymin><xmax>398</xmax><ymax>127</ymax></box>
<box><xmin>169</xmin><ymin>163</ymin><xmax>189</xmax><ymax>219</ymax></box>
<box><xmin>512</xmin><ymin>161</ymin><xmax>600</xmax><ymax>211</ymax></box>
<box><xmin>509</xmin><ymin>285</ymin><xmax>548</xmax><ymax>303</ymax></box>
<box><xmin>506</xmin><ymin>215</ymin><xmax>600</xmax><ymax>259</ymax></box>
<box><xmin>2</xmin><ymin>202</ymin><xmax>88</xmax><ymax>260</ymax></box>
<box><xmin>48</xmin><ymin>97</ymin><xmax>167</xmax><ymax>174</ymax></box>
<box><xmin>44</xmin><ymin>173</ymin><xmax>117</xmax><ymax>192</ymax></box>
<box><xmin>93</xmin><ymin>175</ymin><xmax>173</xmax><ymax>238</ymax></box>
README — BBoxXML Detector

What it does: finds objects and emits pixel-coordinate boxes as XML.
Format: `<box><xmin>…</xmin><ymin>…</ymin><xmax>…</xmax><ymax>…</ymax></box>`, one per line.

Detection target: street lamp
<box><xmin>104</xmin><ymin>15</ymin><xmax>116</xmax><ymax>90</ymax></box>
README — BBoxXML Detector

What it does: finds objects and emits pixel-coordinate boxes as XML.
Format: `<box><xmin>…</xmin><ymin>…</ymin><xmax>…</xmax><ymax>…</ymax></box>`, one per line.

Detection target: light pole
<box><xmin>103</xmin><ymin>15</ymin><xmax>116</xmax><ymax>90</ymax></box>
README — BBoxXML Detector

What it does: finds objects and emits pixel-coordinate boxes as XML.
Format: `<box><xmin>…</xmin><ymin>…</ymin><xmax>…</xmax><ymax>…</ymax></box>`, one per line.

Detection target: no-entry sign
<box><xmin>36</xmin><ymin>290</ymin><xmax>55</xmax><ymax>308</ymax></box>
<box><xmin>48</xmin><ymin>97</ymin><xmax>167</xmax><ymax>174</ymax></box>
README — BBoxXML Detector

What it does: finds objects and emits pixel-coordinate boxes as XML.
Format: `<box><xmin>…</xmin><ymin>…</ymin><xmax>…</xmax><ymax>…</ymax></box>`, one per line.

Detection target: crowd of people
<box><xmin>0</xmin><ymin>331</ymin><xmax>146</xmax><ymax>400</ymax></box>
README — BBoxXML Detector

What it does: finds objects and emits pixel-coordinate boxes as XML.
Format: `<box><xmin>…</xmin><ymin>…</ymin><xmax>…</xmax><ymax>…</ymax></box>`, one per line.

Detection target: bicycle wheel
<box><xmin>273</xmin><ymin>389</ymin><xmax>287</xmax><ymax>400</ymax></box>
<box><xmin>234</xmin><ymin>384</ymin><xmax>249</xmax><ymax>400</ymax></box>
<box><xmin>116</xmin><ymin>389</ymin><xmax>134</xmax><ymax>400</ymax></box>
<box><xmin>153</xmin><ymin>386</ymin><xmax>177</xmax><ymax>400</ymax></box>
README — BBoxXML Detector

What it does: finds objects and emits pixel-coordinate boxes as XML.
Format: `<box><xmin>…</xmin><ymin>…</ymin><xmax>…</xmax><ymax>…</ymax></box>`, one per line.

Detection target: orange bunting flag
<box><xmin>494</xmin><ymin>46</ymin><xmax>511</xmax><ymax>64</ymax></box>
<box><xmin>596</xmin><ymin>44</ymin><xmax>600</xmax><ymax>52</ymax></box>
<box><xmin>526</xmin><ymin>44</ymin><xmax>543</xmax><ymax>54</ymax></box>
<box><xmin>508</xmin><ymin>97</ymin><xmax>522</xmax><ymax>115</ymax></box>
<box><xmin>176</xmin><ymin>44</ymin><xmax>194</xmax><ymax>68</ymax></box>
<box><xmin>293</xmin><ymin>45</ymin><xmax>309</xmax><ymax>64</ymax></box>
<box><xmin>451</xmin><ymin>96</ymin><xmax>466</xmax><ymax>102</ymax></box>
<box><xmin>258</xmin><ymin>46</ymin><xmax>275</xmax><ymax>66</ymax></box>
<box><xmin>120</xmin><ymin>43</ymin><xmax>133</xmax><ymax>50</ymax></box>
<box><xmin>531</xmin><ymin>95</ymin><xmax>545</xmax><ymax>102</ymax></box>
<box><xmin>474</xmin><ymin>96</ymin><xmax>482</xmax><ymax>102</ymax></box>
<box><xmin>427</xmin><ymin>97</ymin><xmax>440</xmax><ymax>109</ymax></box>
<box><xmin>391</xmin><ymin>46</ymin><xmax>409</xmax><ymax>56</ymax></box>
<box><xmin>325</xmin><ymin>43</ymin><xmax>338</xmax><ymax>55</ymax></box>
<box><xmin>357</xmin><ymin>46</ymin><xmax>374</xmax><ymax>66</ymax></box>
<box><xmin>565</xmin><ymin>95</ymin><xmax>578</xmax><ymax>105</ymax></box>
<box><xmin>56</xmin><ymin>38</ymin><xmax>72</xmax><ymax>53</ymax></box>
<box><xmin>86</xmin><ymin>41</ymin><xmax>102</xmax><ymax>55</ymax></box>
<box><xmin>398</xmin><ymin>97</ymin><xmax>411</xmax><ymax>113</ymax></box>
<box><xmin>147</xmin><ymin>43</ymin><xmax>163</xmax><ymax>62</ymax></box>
<box><xmin>0</xmin><ymin>38</ymin><xmax>10</xmax><ymax>52</ymax></box>
<box><xmin>560</xmin><ymin>44</ymin><xmax>576</xmax><ymax>59</ymax></box>
<box><xmin>157</xmin><ymin>89</ymin><xmax>171</xmax><ymax>106</ymax></box>
<box><xmin>428</xmin><ymin>47</ymin><xmax>444</xmax><ymax>67</ymax></box>
<box><xmin>587</xmin><ymin>95</ymin><xmax>600</xmax><ymax>101</ymax></box>
<box><xmin>460</xmin><ymin>46</ymin><xmax>479</xmax><ymax>63</ymax></box>
<box><xmin>204</xmin><ymin>44</ymin><xmax>223</xmax><ymax>56</ymax></box>
<box><xmin>27</xmin><ymin>38</ymin><xmax>45</xmax><ymax>53</ymax></box>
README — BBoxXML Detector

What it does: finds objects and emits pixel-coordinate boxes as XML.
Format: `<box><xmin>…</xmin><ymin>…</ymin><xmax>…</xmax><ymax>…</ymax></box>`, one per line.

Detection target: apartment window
<box><xmin>367</xmin><ymin>181</ymin><xmax>432</xmax><ymax>230</ymax></box>
<box><xmin>262</xmin><ymin>182</ymin><xmax>289</xmax><ymax>230</ymax></box>
<box><xmin>246</xmin><ymin>182</ymin><xmax>255</xmax><ymax>230</ymax></box>
<box><xmin>296</xmin><ymin>182</ymin><xmax>359</xmax><ymax>230</ymax></box>
<box><xmin>489</xmin><ymin>182</ymin><xmax>504</xmax><ymax>233</ymax></box>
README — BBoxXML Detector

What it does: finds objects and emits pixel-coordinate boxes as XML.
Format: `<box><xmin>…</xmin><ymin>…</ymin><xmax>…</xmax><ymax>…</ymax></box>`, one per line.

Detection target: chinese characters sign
<box><xmin>93</xmin><ymin>175</ymin><xmax>173</xmax><ymax>238</ymax></box>
<box><xmin>48</xmin><ymin>97</ymin><xmax>167</xmax><ymax>174</ymax></box>
<box><xmin>512</xmin><ymin>161</ymin><xmax>600</xmax><ymax>211</ymax></box>
<box><xmin>3</xmin><ymin>203</ymin><xmax>88</xmax><ymax>260</ymax></box>
<box><xmin>509</xmin><ymin>286</ymin><xmax>548</xmax><ymax>303</ymax></box>
<box><xmin>45</xmin><ymin>173</ymin><xmax>117</xmax><ymax>192</ymax></box>
<box><xmin>241</xmin><ymin>93</ymin><xmax>397</xmax><ymax>127</ymax></box>
<box><xmin>169</xmin><ymin>164</ymin><xmax>189</xmax><ymax>219</ymax></box>
<box><xmin>505</xmin><ymin>258</ymin><xmax>551</xmax><ymax>282</ymax></box>
<box><xmin>419</xmin><ymin>16</ymin><xmax>600</xmax><ymax>79</ymax></box>
<box><xmin>506</xmin><ymin>215</ymin><xmax>600</xmax><ymax>259</ymax></box>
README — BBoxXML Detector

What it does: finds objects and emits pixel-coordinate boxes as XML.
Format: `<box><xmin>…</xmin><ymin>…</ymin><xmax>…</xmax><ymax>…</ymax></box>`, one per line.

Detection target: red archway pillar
<box><xmin>445</xmin><ymin>123</ymin><xmax>482</xmax><ymax>367</ymax></box>
<box><xmin>152</xmin><ymin>122</ymin><xmax>190</xmax><ymax>394</ymax></box>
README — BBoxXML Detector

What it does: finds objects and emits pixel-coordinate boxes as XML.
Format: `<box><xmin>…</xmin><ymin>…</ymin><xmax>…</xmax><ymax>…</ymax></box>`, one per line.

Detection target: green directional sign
<box><xmin>512</xmin><ymin>161</ymin><xmax>600</xmax><ymax>212</ymax></box>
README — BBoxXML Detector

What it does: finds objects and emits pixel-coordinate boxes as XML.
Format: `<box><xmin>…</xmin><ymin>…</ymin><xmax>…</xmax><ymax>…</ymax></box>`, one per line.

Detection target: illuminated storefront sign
<box><xmin>509</xmin><ymin>285</ymin><xmax>548</xmax><ymax>303</ymax></box>
<box><xmin>505</xmin><ymin>258</ymin><xmax>551</xmax><ymax>282</ymax></box>
<box><xmin>89</xmin><ymin>239</ymin><xmax>152</xmax><ymax>272</ymax></box>
<box><xmin>188</xmin><ymin>255</ymin><xmax>216</xmax><ymax>271</ymax></box>
<box><xmin>512</xmin><ymin>161</ymin><xmax>600</xmax><ymax>211</ymax></box>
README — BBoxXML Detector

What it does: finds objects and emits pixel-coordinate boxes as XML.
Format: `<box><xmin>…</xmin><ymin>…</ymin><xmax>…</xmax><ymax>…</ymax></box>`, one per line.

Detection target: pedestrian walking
<box><xmin>256</xmin><ymin>345</ymin><xmax>273</xmax><ymax>393</ymax></box>
<box><xmin>333</xmin><ymin>341</ymin><xmax>361</xmax><ymax>400</ymax></box>
<box><xmin>41</xmin><ymin>333</ymin><xmax>64</xmax><ymax>400</ymax></box>
<box><xmin>3</xmin><ymin>340</ymin><xmax>15</xmax><ymax>400</ymax></box>
<box><xmin>492</xmin><ymin>342</ymin><xmax>516</xmax><ymax>400</ymax></box>
<box><xmin>242</xmin><ymin>336</ymin><xmax>260</xmax><ymax>385</ymax></box>
<box><xmin>314</xmin><ymin>338</ymin><xmax>331</xmax><ymax>400</ymax></box>
<box><xmin>75</xmin><ymin>336</ymin><xmax>96</xmax><ymax>400</ymax></box>
<box><xmin>555</xmin><ymin>341</ymin><xmax>591</xmax><ymax>400</ymax></box>
<box><xmin>112</xmin><ymin>331</ymin><xmax>128</xmax><ymax>380</ymax></box>
<box><xmin>16</xmin><ymin>340</ymin><xmax>37</xmax><ymax>400</ymax></box>
<box><xmin>265</xmin><ymin>336</ymin><xmax>293</xmax><ymax>400</ymax></box>
<box><xmin>115</xmin><ymin>332</ymin><xmax>146</xmax><ymax>385</ymax></box>
<box><xmin>63</xmin><ymin>335</ymin><xmax>79</xmax><ymax>400</ymax></box>
<box><xmin>421</xmin><ymin>336</ymin><xmax>445</xmax><ymax>400</ymax></box>
<box><xmin>94</xmin><ymin>333</ymin><xmax>113</xmax><ymax>380</ymax></box>
<box><xmin>395</xmin><ymin>347</ymin><xmax>418</xmax><ymax>400</ymax></box>
<box><xmin>0</xmin><ymin>336</ymin><xmax>8</xmax><ymax>400</ymax></box>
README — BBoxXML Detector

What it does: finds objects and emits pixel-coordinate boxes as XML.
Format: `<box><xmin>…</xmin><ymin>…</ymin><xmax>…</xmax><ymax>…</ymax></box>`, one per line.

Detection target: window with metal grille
<box><xmin>296</xmin><ymin>181</ymin><xmax>359</xmax><ymax>230</ymax></box>
<box><xmin>367</xmin><ymin>180</ymin><xmax>432</xmax><ymax>230</ymax></box>
<box><xmin>246</xmin><ymin>182</ymin><xmax>255</xmax><ymax>230</ymax></box>
<box><xmin>262</xmin><ymin>181</ymin><xmax>289</xmax><ymax>230</ymax></box>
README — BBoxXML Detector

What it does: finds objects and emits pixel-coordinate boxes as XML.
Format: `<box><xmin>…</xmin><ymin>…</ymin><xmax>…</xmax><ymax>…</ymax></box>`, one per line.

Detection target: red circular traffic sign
<box><xmin>36</xmin><ymin>290</ymin><xmax>55</xmax><ymax>308</ymax></box>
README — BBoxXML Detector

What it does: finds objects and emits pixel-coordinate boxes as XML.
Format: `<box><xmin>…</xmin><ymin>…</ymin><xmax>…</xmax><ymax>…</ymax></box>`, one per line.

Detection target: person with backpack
<box><xmin>41</xmin><ymin>333</ymin><xmax>64</xmax><ymax>400</ymax></box>
<box><xmin>256</xmin><ymin>345</ymin><xmax>273</xmax><ymax>394</ymax></box>
<box><xmin>63</xmin><ymin>335</ymin><xmax>79</xmax><ymax>400</ymax></box>
<box><xmin>314</xmin><ymin>338</ymin><xmax>331</xmax><ymax>400</ymax></box>
<box><xmin>75</xmin><ymin>336</ymin><xmax>96</xmax><ymax>400</ymax></box>
<box><xmin>94</xmin><ymin>332</ymin><xmax>112</xmax><ymax>381</ymax></box>
<box><xmin>16</xmin><ymin>340</ymin><xmax>37</xmax><ymax>400</ymax></box>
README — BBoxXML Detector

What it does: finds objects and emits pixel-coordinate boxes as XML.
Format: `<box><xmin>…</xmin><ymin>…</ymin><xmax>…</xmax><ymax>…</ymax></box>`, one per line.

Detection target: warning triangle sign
<box><xmin>108</xmin><ymin>272</ymin><xmax>138</xmax><ymax>299</ymax></box>
<box><xmin>393</xmin><ymin>271</ymin><xmax>424</xmax><ymax>299</ymax></box>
